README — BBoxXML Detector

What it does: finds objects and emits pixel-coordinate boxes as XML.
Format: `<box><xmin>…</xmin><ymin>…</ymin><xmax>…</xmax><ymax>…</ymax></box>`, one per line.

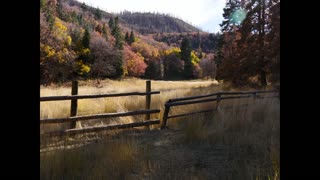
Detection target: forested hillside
<box><xmin>118</xmin><ymin>11</ymin><xmax>201</xmax><ymax>34</ymax></box>
<box><xmin>40</xmin><ymin>0</ymin><xmax>279</xmax><ymax>88</ymax></box>
<box><xmin>40</xmin><ymin>0</ymin><xmax>216</xmax><ymax>85</ymax></box>
<box><xmin>152</xmin><ymin>32</ymin><xmax>221</xmax><ymax>53</ymax></box>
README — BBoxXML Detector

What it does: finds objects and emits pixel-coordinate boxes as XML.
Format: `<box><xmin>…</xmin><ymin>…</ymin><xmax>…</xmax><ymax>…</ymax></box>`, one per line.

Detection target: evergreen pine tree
<box><xmin>180</xmin><ymin>37</ymin><xmax>192</xmax><ymax>79</ymax></box>
<box><xmin>108</xmin><ymin>17</ymin><xmax>114</xmax><ymax>31</ymax></box>
<box><xmin>129</xmin><ymin>30</ymin><xmax>135</xmax><ymax>44</ymax></box>
<box><xmin>79</xmin><ymin>28</ymin><xmax>91</xmax><ymax>64</ymax></box>
<box><xmin>113</xmin><ymin>50</ymin><xmax>124</xmax><ymax>78</ymax></box>
<box><xmin>220</xmin><ymin>0</ymin><xmax>241</xmax><ymax>32</ymax></box>
<box><xmin>112</xmin><ymin>17</ymin><xmax>123</xmax><ymax>49</ymax></box>
<box><xmin>94</xmin><ymin>8</ymin><xmax>102</xmax><ymax>20</ymax></box>
<box><xmin>125</xmin><ymin>32</ymin><xmax>130</xmax><ymax>43</ymax></box>
<box><xmin>82</xmin><ymin>28</ymin><xmax>90</xmax><ymax>49</ymax></box>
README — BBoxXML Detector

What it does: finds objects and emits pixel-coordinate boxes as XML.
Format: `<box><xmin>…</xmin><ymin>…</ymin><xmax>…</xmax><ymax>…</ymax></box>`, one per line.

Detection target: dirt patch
<box><xmin>41</xmin><ymin>128</ymin><xmax>231</xmax><ymax>179</ymax></box>
<box><xmin>129</xmin><ymin>129</ymin><xmax>230</xmax><ymax>179</ymax></box>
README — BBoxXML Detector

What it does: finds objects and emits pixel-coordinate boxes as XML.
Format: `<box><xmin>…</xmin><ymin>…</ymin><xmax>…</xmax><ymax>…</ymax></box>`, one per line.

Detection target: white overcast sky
<box><xmin>78</xmin><ymin>0</ymin><xmax>226</xmax><ymax>33</ymax></box>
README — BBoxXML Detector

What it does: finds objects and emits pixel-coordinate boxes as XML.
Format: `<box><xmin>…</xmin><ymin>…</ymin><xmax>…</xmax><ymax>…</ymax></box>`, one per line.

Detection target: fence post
<box><xmin>70</xmin><ymin>80</ymin><xmax>78</xmax><ymax>129</ymax></box>
<box><xmin>161</xmin><ymin>103</ymin><xmax>170</xmax><ymax>129</ymax></box>
<box><xmin>253</xmin><ymin>92</ymin><xmax>257</xmax><ymax>101</ymax></box>
<box><xmin>145</xmin><ymin>80</ymin><xmax>151</xmax><ymax>129</ymax></box>
<box><xmin>216</xmin><ymin>94</ymin><xmax>221</xmax><ymax>111</ymax></box>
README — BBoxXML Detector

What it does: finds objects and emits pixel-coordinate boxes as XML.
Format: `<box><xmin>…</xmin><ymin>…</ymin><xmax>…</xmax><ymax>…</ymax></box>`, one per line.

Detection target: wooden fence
<box><xmin>160</xmin><ymin>90</ymin><xmax>279</xmax><ymax>129</ymax></box>
<box><xmin>40</xmin><ymin>80</ymin><xmax>279</xmax><ymax>136</ymax></box>
<box><xmin>40</xmin><ymin>80</ymin><xmax>160</xmax><ymax>136</ymax></box>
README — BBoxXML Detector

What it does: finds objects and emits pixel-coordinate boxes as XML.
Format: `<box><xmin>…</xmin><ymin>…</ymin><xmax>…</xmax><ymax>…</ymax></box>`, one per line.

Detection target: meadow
<box><xmin>40</xmin><ymin>78</ymin><xmax>279</xmax><ymax>179</ymax></box>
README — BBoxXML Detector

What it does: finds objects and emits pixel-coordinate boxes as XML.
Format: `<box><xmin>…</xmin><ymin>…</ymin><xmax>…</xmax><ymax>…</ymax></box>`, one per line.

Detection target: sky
<box><xmin>78</xmin><ymin>0</ymin><xmax>226</xmax><ymax>33</ymax></box>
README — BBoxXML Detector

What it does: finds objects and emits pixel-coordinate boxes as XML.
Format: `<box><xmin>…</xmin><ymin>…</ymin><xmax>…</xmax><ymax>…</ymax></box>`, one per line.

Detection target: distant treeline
<box><xmin>118</xmin><ymin>11</ymin><xmax>201</xmax><ymax>34</ymax></box>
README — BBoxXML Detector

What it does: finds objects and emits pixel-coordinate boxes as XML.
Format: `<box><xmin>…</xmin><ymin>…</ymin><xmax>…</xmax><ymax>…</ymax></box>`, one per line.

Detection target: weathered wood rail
<box><xmin>40</xmin><ymin>80</ymin><xmax>160</xmax><ymax>136</ymax></box>
<box><xmin>41</xmin><ymin>80</ymin><xmax>279</xmax><ymax>136</ymax></box>
<box><xmin>160</xmin><ymin>90</ymin><xmax>280</xmax><ymax>129</ymax></box>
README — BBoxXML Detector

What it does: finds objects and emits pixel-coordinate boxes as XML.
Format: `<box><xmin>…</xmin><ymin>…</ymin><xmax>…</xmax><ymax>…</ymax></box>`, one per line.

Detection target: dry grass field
<box><xmin>40</xmin><ymin>78</ymin><xmax>279</xmax><ymax>179</ymax></box>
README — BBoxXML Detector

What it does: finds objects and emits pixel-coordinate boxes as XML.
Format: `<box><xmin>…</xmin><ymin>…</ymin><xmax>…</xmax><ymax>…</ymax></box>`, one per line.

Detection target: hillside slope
<box><xmin>40</xmin><ymin>0</ymin><xmax>218</xmax><ymax>84</ymax></box>
<box><xmin>119</xmin><ymin>11</ymin><xmax>201</xmax><ymax>34</ymax></box>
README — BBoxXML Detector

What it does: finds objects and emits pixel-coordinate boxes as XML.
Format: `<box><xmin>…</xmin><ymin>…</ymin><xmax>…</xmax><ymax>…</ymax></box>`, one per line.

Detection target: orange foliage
<box><xmin>131</xmin><ymin>40</ymin><xmax>159</xmax><ymax>61</ymax></box>
<box><xmin>123</xmin><ymin>45</ymin><xmax>147</xmax><ymax>77</ymax></box>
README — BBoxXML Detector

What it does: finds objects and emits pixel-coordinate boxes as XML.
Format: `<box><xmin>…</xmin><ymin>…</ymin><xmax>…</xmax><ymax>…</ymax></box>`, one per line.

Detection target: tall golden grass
<box><xmin>40</xmin><ymin>78</ymin><xmax>220</xmax><ymax>133</ymax></box>
<box><xmin>40</xmin><ymin>78</ymin><xmax>279</xmax><ymax>179</ymax></box>
<box><xmin>172</xmin><ymin>98</ymin><xmax>280</xmax><ymax>179</ymax></box>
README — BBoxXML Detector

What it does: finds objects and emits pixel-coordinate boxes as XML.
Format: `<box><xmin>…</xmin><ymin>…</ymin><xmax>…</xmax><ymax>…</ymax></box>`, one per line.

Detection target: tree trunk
<box><xmin>260</xmin><ymin>70</ymin><xmax>267</xmax><ymax>87</ymax></box>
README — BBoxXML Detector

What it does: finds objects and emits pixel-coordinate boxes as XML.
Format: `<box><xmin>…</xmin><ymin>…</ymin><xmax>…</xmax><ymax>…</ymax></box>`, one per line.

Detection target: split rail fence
<box><xmin>40</xmin><ymin>80</ymin><xmax>160</xmax><ymax>136</ymax></box>
<box><xmin>40</xmin><ymin>80</ymin><xmax>279</xmax><ymax>135</ymax></box>
<box><xmin>160</xmin><ymin>90</ymin><xmax>279</xmax><ymax>129</ymax></box>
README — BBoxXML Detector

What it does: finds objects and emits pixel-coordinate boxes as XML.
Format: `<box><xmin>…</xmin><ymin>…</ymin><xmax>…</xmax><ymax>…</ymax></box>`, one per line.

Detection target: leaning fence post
<box><xmin>70</xmin><ymin>80</ymin><xmax>78</xmax><ymax>129</ymax></box>
<box><xmin>161</xmin><ymin>103</ymin><xmax>170</xmax><ymax>129</ymax></box>
<box><xmin>145</xmin><ymin>80</ymin><xmax>151</xmax><ymax>129</ymax></box>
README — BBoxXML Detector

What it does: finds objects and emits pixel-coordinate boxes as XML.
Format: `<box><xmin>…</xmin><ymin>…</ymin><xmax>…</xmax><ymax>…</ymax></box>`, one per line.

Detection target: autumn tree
<box><xmin>200</xmin><ymin>53</ymin><xmax>216</xmax><ymax>79</ymax></box>
<box><xmin>235</xmin><ymin>0</ymin><xmax>279</xmax><ymax>87</ymax></box>
<box><xmin>162</xmin><ymin>47</ymin><xmax>184</xmax><ymax>79</ymax></box>
<box><xmin>99</xmin><ymin>23</ymin><xmax>108</xmax><ymax>40</ymax></box>
<box><xmin>40</xmin><ymin>0</ymin><xmax>47</xmax><ymax>9</ymax></box>
<box><xmin>40</xmin><ymin>16</ymin><xmax>79</xmax><ymax>84</ymax></box>
<box><xmin>163</xmin><ymin>53</ymin><xmax>184</xmax><ymax>79</ymax></box>
<box><xmin>266</xmin><ymin>1</ymin><xmax>280</xmax><ymax>83</ymax></box>
<box><xmin>89</xmin><ymin>32</ymin><xmax>122</xmax><ymax>78</ymax></box>
<box><xmin>123</xmin><ymin>46</ymin><xmax>147</xmax><ymax>77</ymax></box>
<box><xmin>95</xmin><ymin>24</ymin><xmax>103</xmax><ymax>34</ymax></box>
<box><xmin>217</xmin><ymin>0</ymin><xmax>280</xmax><ymax>87</ymax></box>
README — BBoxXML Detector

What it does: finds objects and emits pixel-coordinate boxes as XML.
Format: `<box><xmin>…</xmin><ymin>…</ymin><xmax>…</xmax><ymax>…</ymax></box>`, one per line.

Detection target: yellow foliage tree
<box><xmin>191</xmin><ymin>50</ymin><xmax>200</xmax><ymax>65</ymax></box>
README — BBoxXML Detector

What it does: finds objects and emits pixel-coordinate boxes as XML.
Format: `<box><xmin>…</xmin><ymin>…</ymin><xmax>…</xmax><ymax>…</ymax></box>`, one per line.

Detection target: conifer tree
<box><xmin>125</xmin><ymin>31</ymin><xmax>130</xmax><ymax>43</ymax></box>
<box><xmin>82</xmin><ymin>28</ymin><xmax>90</xmax><ymax>49</ymax></box>
<box><xmin>180</xmin><ymin>37</ymin><xmax>192</xmax><ymax>79</ymax></box>
<box><xmin>129</xmin><ymin>30</ymin><xmax>135</xmax><ymax>44</ymax></box>
<box><xmin>108</xmin><ymin>17</ymin><xmax>114</xmax><ymax>30</ymax></box>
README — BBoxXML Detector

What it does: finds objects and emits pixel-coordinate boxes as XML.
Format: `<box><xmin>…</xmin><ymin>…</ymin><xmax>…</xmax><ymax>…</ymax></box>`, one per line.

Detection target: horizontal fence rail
<box><xmin>167</xmin><ymin>90</ymin><xmax>278</xmax><ymax>103</ymax></box>
<box><xmin>40</xmin><ymin>109</ymin><xmax>160</xmax><ymax>124</ymax></box>
<box><xmin>40</xmin><ymin>80</ymin><xmax>160</xmax><ymax>136</ymax></box>
<box><xmin>160</xmin><ymin>90</ymin><xmax>279</xmax><ymax>129</ymax></box>
<box><xmin>167</xmin><ymin>95</ymin><xmax>252</xmax><ymax>107</ymax></box>
<box><xmin>40</xmin><ymin>91</ymin><xmax>160</xmax><ymax>101</ymax></box>
<box><xmin>65</xmin><ymin>120</ymin><xmax>160</xmax><ymax>135</ymax></box>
